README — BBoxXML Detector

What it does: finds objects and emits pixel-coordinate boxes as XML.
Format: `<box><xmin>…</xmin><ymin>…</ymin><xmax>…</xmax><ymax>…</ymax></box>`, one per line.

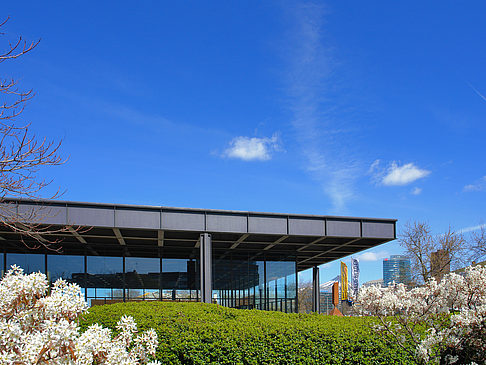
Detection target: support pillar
<box><xmin>199</xmin><ymin>233</ymin><xmax>212</xmax><ymax>304</ymax></box>
<box><xmin>312</xmin><ymin>265</ymin><xmax>320</xmax><ymax>313</ymax></box>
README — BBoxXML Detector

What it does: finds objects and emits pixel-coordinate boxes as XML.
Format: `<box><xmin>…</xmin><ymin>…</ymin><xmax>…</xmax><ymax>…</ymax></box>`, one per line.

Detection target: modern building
<box><xmin>383</xmin><ymin>255</ymin><xmax>411</xmax><ymax>287</ymax></box>
<box><xmin>430</xmin><ymin>249</ymin><xmax>450</xmax><ymax>281</ymax></box>
<box><xmin>0</xmin><ymin>199</ymin><xmax>396</xmax><ymax>313</ymax></box>
<box><xmin>361</xmin><ymin>278</ymin><xmax>384</xmax><ymax>288</ymax></box>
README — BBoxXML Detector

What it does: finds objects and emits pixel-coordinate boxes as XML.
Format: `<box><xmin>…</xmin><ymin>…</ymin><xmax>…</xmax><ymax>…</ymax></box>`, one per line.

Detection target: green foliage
<box><xmin>80</xmin><ymin>302</ymin><xmax>416</xmax><ymax>365</ymax></box>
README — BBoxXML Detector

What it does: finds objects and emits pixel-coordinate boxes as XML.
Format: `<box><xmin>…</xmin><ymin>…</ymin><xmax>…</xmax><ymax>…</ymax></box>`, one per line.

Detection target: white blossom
<box><xmin>357</xmin><ymin>265</ymin><xmax>486</xmax><ymax>364</ymax></box>
<box><xmin>0</xmin><ymin>265</ymin><xmax>159</xmax><ymax>364</ymax></box>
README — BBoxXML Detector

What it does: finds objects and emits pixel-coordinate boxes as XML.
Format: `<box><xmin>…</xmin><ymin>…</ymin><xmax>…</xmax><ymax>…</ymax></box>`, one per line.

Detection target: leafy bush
<box><xmin>80</xmin><ymin>302</ymin><xmax>415</xmax><ymax>364</ymax></box>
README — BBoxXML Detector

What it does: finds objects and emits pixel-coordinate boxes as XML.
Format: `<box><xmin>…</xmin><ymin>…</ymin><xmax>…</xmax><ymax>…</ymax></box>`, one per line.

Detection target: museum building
<box><xmin>0</xmin><ymin>199</ymin><xmax>396</xmax><ymax>313</ymax></box>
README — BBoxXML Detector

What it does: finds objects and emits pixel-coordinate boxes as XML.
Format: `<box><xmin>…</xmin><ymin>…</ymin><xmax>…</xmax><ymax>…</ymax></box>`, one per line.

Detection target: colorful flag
<box><xmin>351</xmin><ymin>258</ymin><xmax>360</xmax><ymax>298</ymax></box>
<box><xmin>340</xmin><ymin>261</ymin><xmax>348</xmax><ymax>300</ymax></box>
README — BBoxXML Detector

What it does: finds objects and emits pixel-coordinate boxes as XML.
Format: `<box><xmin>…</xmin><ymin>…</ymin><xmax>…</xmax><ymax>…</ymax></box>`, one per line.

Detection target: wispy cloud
<box><xmin>459</xmin><ymin>223</ymin><xmax>486</xmax><ymax>234</ymax></box>
<box><xmin>284</xmin><ymin>2</ymin><xmax>358</xmax><ymax>212</ymax></box>
<box><xmin>370</xmin><ymin>160</ymin><xmax>430</xmax><ymax>186</ymax></box>
<box><xmin>468</xmin><ymin>83</ymin><xmax>486</xmax><ymax>103</ymax></box>
<box><xmin>356</xmin><ymin>250</ymin><xmax>389</xmax><ymax>262</ymax></box>
<box><xmin>464</xmin><ymin>176</ymin><xmax>486</xmax><ymax>192</ymax></box>
<box><xmin>411</xmin><ymin>187</ymin><xmax>422</xmax><ymax>195</ymax></box>
<box><xmin>222</xmin><ymin>134</ymin><xmax>280</xmax><ymax>161</ymax></box>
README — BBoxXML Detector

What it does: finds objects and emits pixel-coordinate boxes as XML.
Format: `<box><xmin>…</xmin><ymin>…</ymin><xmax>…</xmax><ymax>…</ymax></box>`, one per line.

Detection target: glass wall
<box><xmin>47</xmin><ymin>254</ymin><xmax>85</xmax><ymax>298</ymax></box>
<box><xmin>212</xmin><ymin>253</ymin><xmax>297</xmax><ymax>313</ymax></box>
<box><xmin>7</xmin><ymin>253</ymin><xmax>45</xmax><ymax>274</ymax></box>
<box><xmin>212</xmin><ymin>255</ymin><xmax>262</xmax><ymax>309</ymax></box>
<box><xmin>162</xmin><ymin>258</ymin><xmax>199</xmax><ymax>301</ymax></box>
<box><xmin>266</xmin><ymin>260</ymin><xmax>297</xmax><ymax>313</ymax></box>
<box><xmin>86</xmin><ymin>256</ymin><xmax>123</xmax><ymax>306</ymax></box>
<box><xmin>3</xmin><ymin>251</ymin><xmax>297</xmax><ymax>312</ymax></box>
<box><xmin>125</xmin><ymin>256</ymin><xmax>160</xmax><ymax>300</ymax></box>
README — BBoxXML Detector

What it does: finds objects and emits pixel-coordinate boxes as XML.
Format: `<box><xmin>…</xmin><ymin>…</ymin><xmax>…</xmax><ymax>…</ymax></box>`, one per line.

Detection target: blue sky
<box><xmin>2</xmin><ymin>1</ymin><xmax>486</xmax><ymax>285</ymax></box>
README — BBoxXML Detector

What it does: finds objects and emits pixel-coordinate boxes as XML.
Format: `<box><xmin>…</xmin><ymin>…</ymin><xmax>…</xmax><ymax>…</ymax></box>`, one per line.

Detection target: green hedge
<box><xmin>80</xmin><ymin>302</ymin><xmax>416</xmax><ymax>364</ymax></box>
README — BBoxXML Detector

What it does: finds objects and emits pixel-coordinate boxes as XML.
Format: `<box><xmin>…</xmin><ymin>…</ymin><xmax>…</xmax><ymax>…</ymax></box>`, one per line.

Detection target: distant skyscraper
<box><xmin>383</xmin><ymin>255</ymin><xmax>411</xmax><ymax>287</ymax></box>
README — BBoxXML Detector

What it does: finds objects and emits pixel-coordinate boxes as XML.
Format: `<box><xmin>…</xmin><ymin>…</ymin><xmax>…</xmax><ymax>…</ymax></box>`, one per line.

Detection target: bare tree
<box><xmin>0</xmin><ymin>17</ymin><xmax>75</xmax><ymax>249</ymax></box>
<box><xmin>298</xmin><ymin>281</ymin><xmax>313</xmax><ymax>313</ymax></box>
<box><xmin>469</xmin><ymin>225</ymin><xmax>486</xmax><ymax>262</ymax></box>
<box><xmin>399</xmin><ymin>221</ymin><xmax>467</xmax><ymax>284</ymax></box>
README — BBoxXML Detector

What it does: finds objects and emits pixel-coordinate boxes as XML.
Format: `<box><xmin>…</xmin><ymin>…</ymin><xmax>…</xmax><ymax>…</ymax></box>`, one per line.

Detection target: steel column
<box><xmin>312</xmin><ymin>265</ymin><xmax>320</xmax><ymax>313</ymax></box>
<box><xmin>199</xmin><ymin>233</ymin><xmax>212</xmax><ymax>304</ymax></box>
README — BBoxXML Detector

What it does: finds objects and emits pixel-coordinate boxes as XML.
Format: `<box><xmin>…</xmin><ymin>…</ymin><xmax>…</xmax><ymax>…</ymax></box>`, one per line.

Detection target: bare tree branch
<box><xmin>399</xmin><ymin>221</ymin><xmax>468</xmax><ymax>284</ymax></box>
<box><xmin>0</xmin><ymin>17</ymin><xmax>81</xmax><ymax>250</ymax></box>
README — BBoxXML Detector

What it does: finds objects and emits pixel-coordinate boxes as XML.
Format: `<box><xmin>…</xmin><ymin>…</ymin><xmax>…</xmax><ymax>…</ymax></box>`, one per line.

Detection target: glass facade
<box><xmin>383</xmin><ymin>255</ymin><xmax>412</xmax><ymax>287</ymax></box>
<box><xmin>3</xmin><ymin>251</ymin><xmax>297</xmax><ymax>312</ymax></box>
<box><xmin>7</xmin><ymin>253</ymin><xmax>44</xmax><ymax>274</ymax></box>
<box><xmin>212</xmin><ymin>253</ymin><xmax>297</xmax><ymax>312</ymax></box>
<box><xmin>87</xmin><ymin>256</ymin><xmax>124</xmax><ymax>305</ymax></box>
<box><xmin>161</xmin><ymin>258</ymin><xmax>199</xmax><ymax>301</ymax></box>
<box><xmin>47</xmin><ymin>254</ymin><xmax>85</xmax><ymax>298</ymax></box>
<box><xmin>125</xmin><ymin>256</ymin><xmax>160</xmax><ymax>300</ymax></box>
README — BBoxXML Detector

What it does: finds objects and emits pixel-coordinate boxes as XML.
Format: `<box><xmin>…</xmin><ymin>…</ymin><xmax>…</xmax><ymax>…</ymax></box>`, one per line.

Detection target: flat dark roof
<box><xmin>1</xmin><ymin>199</ymin><xmax>396</xmax><ymax>271</ymax></box>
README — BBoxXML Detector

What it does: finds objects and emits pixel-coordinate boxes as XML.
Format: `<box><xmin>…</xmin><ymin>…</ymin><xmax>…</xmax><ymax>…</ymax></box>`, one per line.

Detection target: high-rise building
<box><xmin>383</xmin><ymin>255</ymin><xmax>411</xmax><ymax>287</ymax></box>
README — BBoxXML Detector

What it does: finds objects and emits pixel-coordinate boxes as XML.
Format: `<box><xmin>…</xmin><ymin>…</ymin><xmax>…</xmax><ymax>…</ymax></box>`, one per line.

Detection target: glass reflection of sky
<box><xmin>88</xmin><ymin>256</ymin><xmax>122</xmax><ymax>274</ymax></box>
<box><xmin>48</xmin><ymin>255</ymin><xmax>84</xmax><ymax>282</ymax></box>
<box><xmin>7</xmin><ymin>253</ymin><xmax>44</xmax><ymax>274</ymax></box>
<box><xmin>126</xmin><ymin>257</ymin><xmax>159</xmax><ymax>274</ymax></box>
<box><xmin>162</xmin><ymin>258</ymin><xmax>192</xmax><ymax>272</ymax></box>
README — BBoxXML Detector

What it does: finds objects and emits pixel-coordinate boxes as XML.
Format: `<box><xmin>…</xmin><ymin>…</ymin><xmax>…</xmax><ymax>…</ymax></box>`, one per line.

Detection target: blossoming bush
<box><xmin>357</xmin><ymin>264</ymin><xmax>486</xmax><ymax>364</ymax></box>
<box><xmin>0</xmin><ymin>265</ymin><xmax>160</xmax><ymax>364</ymax></box>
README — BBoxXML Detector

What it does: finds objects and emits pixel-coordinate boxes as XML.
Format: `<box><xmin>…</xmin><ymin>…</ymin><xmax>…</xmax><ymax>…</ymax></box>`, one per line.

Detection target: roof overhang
<box><xmin>0</xmin><ymin>199</ymin><xmax>396</xmax><ymax>272</ymax></box>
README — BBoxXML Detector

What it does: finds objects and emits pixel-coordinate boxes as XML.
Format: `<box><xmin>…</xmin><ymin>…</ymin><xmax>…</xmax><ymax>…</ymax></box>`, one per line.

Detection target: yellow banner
<box><xmin>341</xmin><ymin>261</ymin><xmax>348</xmax><ymax>301</ymax></box>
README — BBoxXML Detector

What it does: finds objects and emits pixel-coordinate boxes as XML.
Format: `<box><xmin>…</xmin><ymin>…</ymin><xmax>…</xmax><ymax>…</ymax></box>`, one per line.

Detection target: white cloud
<box><xmin>411</xmin><ymin>187</ymin><xmax>422</xmax><ymax>195</ymax></box>
<box><xmin>382</xmin><ymin>162</ymin><xmax>430</xmax><ymax>186</ymax></box>
<box><xmin>464</xmin><ymin>176</ymin><xmax>486</xmax><ymax>192</ymax></box>
<box><xmin>356</xmin><ymin>250</ymin><xmax>389</xmax><ymax>262</ymax></box>
<box><xmin>223</xmin><ymin>134</ymin><xmax>280</xmax><ymax>161</ymax></box>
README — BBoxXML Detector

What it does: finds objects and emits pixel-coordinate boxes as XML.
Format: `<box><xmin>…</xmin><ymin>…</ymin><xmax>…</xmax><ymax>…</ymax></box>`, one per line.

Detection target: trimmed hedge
<box><xmin>80</xmin><ymin>302</ymin><xmax>416</xmax><ymax>364</ymax></box>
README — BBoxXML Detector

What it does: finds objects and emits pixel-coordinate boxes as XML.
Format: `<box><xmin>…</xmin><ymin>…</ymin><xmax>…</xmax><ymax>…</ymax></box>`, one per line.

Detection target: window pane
<box><xmin>266</xmin><ymin>260</ymin><xmax>297</xmax><ymax>313</ymax></box>
<box><xmin>47</xmin><ymin>254</ymin><xmax>85</xmax><ymax>298</ymax></box>
<box><xmin>7</xmin><ymin>253</ymin><xmax>44</xmax><ymax>274</ymax></box>
<box><xmin>87</xmin><ymin>256</ymin><xmax>123</xmax><ymax>306</ymax></box>
<box><xmin>47</xmin><ymin>255</ymin><xmax>84</xmax><ymax>283</ymax></box>
<box><xmin>125</xmin><ymin>257</ymin><xmax>160</xmax><ymax>300</ymax></box>
<box><xmin>162</xmin><ymin>258</ymin><xmax>199</xmax><ymax>301</ymax></box>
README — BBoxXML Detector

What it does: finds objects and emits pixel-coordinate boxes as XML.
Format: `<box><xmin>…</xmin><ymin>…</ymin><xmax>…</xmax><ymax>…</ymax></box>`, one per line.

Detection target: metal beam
<box><xmin>297</xmin><ymin>236</ymin><xmax>327</xmax><ymax>252</ymax></box>
<box><xmin>113</xmin><ymin>228</ymin><xmax>126</xmax><ymax>246</ymax></box>
<box><xmin>157</xmin><ymin>230</ymin><xmax>164</xmax><ymax>247</ymax></box>
<box><xmin>263</xmin><ymin>235</ymin><xmax>289</xmax><ymax>251</ymax></box>
<box><xmin>229</xmin><ymin>233</ymin><xmax>249</xmax><ymax>249</ymax></box>
<box><xmin>312</xmin><ymin>266</ymin><xmax>320</xmax><ymax>313</ymax></box>
<box><xmin>200</xmin><ymin>233</ymin><xmax>212</xmax><ymax>304</ymax></box>
<box><xmin>299</xmin><ymin>238</ymin><xmax>362</xmax><ymax>265</ymax></box>
<box><xmin>68</xmin><ymin>226</ymin><xmax>87</xmax><ymax>244</ymax></box>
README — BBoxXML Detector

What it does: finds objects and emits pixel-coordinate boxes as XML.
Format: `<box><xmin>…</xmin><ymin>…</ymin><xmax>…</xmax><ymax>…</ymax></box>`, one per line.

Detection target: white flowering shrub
<box><xmin>0</xmin><ymin>265</ymin><xmax>160</xmax><ymax>364</ymax></box>
<box><xmin>357</xmin><ymin>264</ymin><xmax>486</xmax><ymax>364</ymax></box>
